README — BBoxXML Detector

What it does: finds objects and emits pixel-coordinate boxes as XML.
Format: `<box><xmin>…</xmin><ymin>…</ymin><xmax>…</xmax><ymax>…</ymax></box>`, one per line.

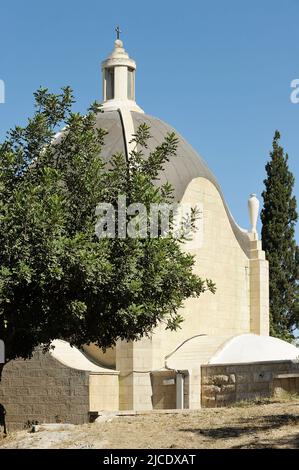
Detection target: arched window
<box><xmin>127</xmin><ymin>68</ymin><xmax>135</xmax><ymax>100</ymax></box>
<box><xmin>105</xmin><ymin>68</ymin><xmax>114</xmax><ymax>100</ymax></box>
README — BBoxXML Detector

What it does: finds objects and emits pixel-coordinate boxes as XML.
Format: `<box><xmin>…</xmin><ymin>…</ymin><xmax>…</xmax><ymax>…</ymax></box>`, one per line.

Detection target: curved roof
<box><xmin>209</xmin><ymin>334</ymin><xmax>299</xmax><ymax>364</ymax></box>
<box><xmin>95</xmin><ymin>110</ymin><xmax>126</xmax><ymax>158</ymax></box>
<box><xmin>165</xmin><ymin>334</ymin><xmax>299</xmax><ymax>370</ymax></box>
<box><xmin>49</xmin><ymin>339</ymin><xmax>117</xmax><ymax>373</ymax></box>
<box><xmin>165</xmin><ymin>335</ymin><xmax>234</xmax><ymax>370</ymax></box>
<box><xmin>95</xmin><ymin>110</ymin><xmax>251</xmax><ymax>256</ymax></box>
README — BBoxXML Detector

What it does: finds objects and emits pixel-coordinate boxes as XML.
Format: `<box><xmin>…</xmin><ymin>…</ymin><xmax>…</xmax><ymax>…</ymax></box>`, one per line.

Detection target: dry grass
<box><xmin>1</xmin><ymin>398</ymin><xmax>299</xmax><ymax>449</ymax></box>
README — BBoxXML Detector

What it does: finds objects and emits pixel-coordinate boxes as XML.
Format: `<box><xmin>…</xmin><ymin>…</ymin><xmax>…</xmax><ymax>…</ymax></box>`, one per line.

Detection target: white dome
<box><xmin>209</xmin><ymin>334</ymin><xmax>299</xmax><ymax>364</ymax></box>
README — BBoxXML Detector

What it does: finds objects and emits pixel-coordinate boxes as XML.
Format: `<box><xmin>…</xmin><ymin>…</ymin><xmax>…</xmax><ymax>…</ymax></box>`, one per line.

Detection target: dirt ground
<box><xmin>0</xmin><ymin>399</ymin><xmax>299</xmax><ymax>449</ymax></box>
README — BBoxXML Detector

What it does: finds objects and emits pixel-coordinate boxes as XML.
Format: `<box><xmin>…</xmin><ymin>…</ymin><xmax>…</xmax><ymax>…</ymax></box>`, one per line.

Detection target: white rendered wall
<box><xmin>151</xmin><ymin>177</ymin><xmax>251</xmax><ymax>369</ymax></box>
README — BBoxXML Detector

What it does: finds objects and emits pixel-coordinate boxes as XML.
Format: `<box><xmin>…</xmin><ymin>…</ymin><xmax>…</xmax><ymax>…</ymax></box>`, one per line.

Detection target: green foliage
<box><xmin>261</xmin><ymin>131</ymin><xmax>299</xmax><ymax>341</ymax></box>
<box><xmin>0</xmin><ymin>87</ymin><xmax>215</xmax><ymax>364</ymax></box>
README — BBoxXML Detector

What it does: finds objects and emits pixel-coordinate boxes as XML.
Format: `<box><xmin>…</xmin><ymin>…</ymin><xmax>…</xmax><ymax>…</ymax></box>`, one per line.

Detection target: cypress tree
<box><xmin>261</xmin><ymin>130</ymin><xmax>299</xmax><ymax>341</ymax></box>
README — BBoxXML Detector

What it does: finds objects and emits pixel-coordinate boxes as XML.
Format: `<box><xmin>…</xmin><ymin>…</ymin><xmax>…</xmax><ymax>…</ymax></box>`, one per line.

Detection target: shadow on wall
<box><xmin>0</xmin><ymin>403</ymin><xmax>7</xmax><ymax>436</ymax></box>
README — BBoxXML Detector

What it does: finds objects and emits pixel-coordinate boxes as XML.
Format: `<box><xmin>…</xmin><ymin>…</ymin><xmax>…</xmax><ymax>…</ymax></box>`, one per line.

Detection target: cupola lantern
<box><xmin>101</xmin><ymin>28</ymin><xmax>143</xmax><ymax>113</ymax></box>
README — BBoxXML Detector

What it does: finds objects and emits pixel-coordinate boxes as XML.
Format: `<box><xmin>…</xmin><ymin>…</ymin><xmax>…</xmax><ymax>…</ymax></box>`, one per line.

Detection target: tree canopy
<box><xmin>0</xmin><ymin>87</ymin><xmax>215</xmax><ymax>368</ymax></box>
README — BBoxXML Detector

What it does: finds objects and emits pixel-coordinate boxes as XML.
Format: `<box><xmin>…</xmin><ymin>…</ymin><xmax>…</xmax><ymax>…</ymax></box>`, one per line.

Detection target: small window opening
<box><xmin>105</xmin><ymin>68</ymin><xmax>115</xmax><ymax>100</ymax></box>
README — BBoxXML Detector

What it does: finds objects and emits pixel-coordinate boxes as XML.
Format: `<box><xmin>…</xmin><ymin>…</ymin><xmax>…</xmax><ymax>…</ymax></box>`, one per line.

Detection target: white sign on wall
<box><xmin>0</xmin><ymin>340</ymin><xmax>4</xmax><ymax>363</ymax></box>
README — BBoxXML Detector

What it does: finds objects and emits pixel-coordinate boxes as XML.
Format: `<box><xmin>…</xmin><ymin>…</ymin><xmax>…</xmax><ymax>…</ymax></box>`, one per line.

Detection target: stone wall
<box><xmin>0</xmin><ymin>349</ymin><xmax>91</xmax><ymax>431</ymax></box>
<box><xmin>89</xmin><ymin>374</ymin><xmax>119</xmax><ymax>411</ymax></box>
<box><xmin>116</xmin><ymin>338</ymin><xmax>153</xmax><ymax>411</ymax></box>
<box><xmin>273</xmin><ymin>374</ymin><xmax>299</xmax><ymax>398</ymax></box>
<box><xmin>201</xmin><ymin>360</ymin><xmax>299</xmax><ymax>407</ymax></box>
<box><xmin>249</xmin><ymin>238</ymin><xmax>269</xmax><ymax>335</ymax></box>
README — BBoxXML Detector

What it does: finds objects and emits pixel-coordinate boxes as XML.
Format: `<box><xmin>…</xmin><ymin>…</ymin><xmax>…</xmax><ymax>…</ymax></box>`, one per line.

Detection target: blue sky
<box><xmin>0</xmin><ymin>0</ymin><xmax>298</xmax><ymax>240</ymax></box>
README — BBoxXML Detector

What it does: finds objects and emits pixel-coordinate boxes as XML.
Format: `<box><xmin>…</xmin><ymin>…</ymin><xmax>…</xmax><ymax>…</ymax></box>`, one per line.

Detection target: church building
<box><xmin>0</xmin><ymin>35</ymin><xmax>298</xmax><ymax>430</ymax></box>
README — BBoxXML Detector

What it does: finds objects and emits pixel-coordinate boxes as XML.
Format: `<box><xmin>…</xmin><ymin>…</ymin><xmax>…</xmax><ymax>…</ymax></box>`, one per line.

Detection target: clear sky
<box><xmin>0</xmin><ymin>0</ymin><xmax>298</xmax><ymax>239</ymax></box>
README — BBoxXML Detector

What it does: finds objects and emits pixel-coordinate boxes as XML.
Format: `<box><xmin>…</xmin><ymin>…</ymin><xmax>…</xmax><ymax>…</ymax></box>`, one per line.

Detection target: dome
<box><xmin>96</xmin><ymin>36</ymin><xmax>252</xmax><ymax>255</ymax></box>
<box><xmin>209</xmin><ymin>334</ymin><xmax>299</xmax><ymax>364</ymax></box>
<box><xmin>95</xmin><ymin>109</ymin><xmax>251</xmax><ymax>255</ymax></box>
<box><xmin>164</xmin><ymin>334</ymin><xmax>299</xmax><ymax>370</ymax></box>
<box><xmin>95</xmin><ymin>110</ymin><xmax>216</xmax><ymax>200</ymax></box>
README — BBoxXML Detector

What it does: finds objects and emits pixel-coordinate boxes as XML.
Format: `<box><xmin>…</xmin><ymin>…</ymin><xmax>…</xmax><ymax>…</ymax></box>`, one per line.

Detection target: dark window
<box><xmin>105</xmin><ymin>68</ymin><xmax>114</xmax><ymax>100</ymax></box>
<box><xmin>127</xmin><ymin>68</ymin><xmax>135</xmax><ymax>100</ymax></box>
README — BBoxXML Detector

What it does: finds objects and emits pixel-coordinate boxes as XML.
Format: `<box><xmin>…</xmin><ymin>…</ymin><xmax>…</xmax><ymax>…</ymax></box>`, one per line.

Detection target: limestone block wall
<box><xmin>89</xmin><ymin>374</ymin><xmax>119</xmax><ymax>411</ymax></box>
<box><xmin>201</xmin><ymin>361</ymin><xmax>299</xmax><ymax>407</ymax></box>
<box><xmin>0</xmin><ymin>349</ymin><xmax>94</xmax><ymax>430</ymax></box>
<box><xmin>273</xmin><ymin>374</ymin><xmax>299</xmax><ymax>397</ymax></box>
<box><xmin>116</xmin><ymin>338</ymin><xmax>153</xmax><ymax>411</ymax></box>
<box><xmin>0</xmin><ymin>350</ymin><xmax>119</xmax><ymax>430</ymax></box>
<box><xmin>249</xmin><ymin>239</ymin><xmax>269</xmax><ymax>335</ymax></box>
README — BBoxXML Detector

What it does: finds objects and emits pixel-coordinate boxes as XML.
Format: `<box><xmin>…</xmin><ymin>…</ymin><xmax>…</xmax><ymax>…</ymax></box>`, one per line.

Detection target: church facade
<box><xmin>1</xmin><ymin>37</ymin><xmax>298</xmax><ymax>430</ymax></box>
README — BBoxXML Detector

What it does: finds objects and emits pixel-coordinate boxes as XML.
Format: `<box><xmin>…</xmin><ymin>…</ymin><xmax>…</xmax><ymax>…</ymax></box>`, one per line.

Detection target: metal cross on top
<box><xmin>115</xmin><ymin>26</ymin><xmax>121</xmax><ymax>40</ymax></box>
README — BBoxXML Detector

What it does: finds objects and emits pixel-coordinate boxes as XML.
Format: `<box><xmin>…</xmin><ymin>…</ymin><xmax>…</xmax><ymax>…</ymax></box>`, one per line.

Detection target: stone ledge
<box><xmin>96</xmin><ymin>408</ymin><xmax>198</xmax><ymax>417</ymax></box>
<box><xmin>274</xmin><ymin>373</ymin><xmax>299</xmax><ymax>379</ymax></box>
<box><xmin>203</xmin><ymin>359</ymin><xmax>299</xmax><ymax>368</ymax></box>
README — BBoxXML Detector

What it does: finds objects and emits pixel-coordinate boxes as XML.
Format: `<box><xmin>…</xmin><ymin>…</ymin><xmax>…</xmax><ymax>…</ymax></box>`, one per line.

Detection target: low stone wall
<box><xmin>0</xmin><ymin>349</ymin><xmax>91</xmax><ymax>431</ymax></box>
<box><xmin>273</xmin><ymin>374</ymin><xmax>299</xmax><ymax>398</ymax></box>
<box><xmin>201</xmin><ymin>360</ymin><xmax>299</xmax><ymax>407</ymax></box>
